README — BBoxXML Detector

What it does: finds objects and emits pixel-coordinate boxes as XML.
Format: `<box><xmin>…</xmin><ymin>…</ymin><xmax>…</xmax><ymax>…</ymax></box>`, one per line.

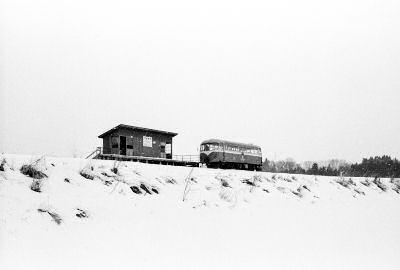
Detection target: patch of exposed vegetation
<box><xmin>76</xmin><ymin>208</ymin><xmax>89</xmax><ymax>219</ymax></box>
<box><xmin>242</xmin><ymin>179</ymin><xmax>256</xmax><ymax>186</ymax></box>
<box><xmin>103</xmin><ymin>179</ymin><xmax>113</xmax><ymax>186</ymax></box>
<box><xmin>130</xmin><ymin>186</ymin><xmax>142</xmax><ymax>194</ymax></box>
<box><xmin>354</xmin><ymin>189</ymin><xmax>365</xmax><ymax>196</ymax></box>
<box><xmin>283</xmin><ymin>176</ymin><xmax>293</xmax><ymax>182</ymax></box>
<box><xmin>162</xmin><ymin>176</ymin><xmax>176</xmax><ymax>184</ymax></box>
<box><xmin>38</xmin><ymin>208</ymin><xmax>62</xmax><ymax>225</ymax></box>
<box><xmin>335</xmin><ymin>177</ymin><xmax>356</xmax><ymax>188</ymax></box>
<box><xmin>0</xmin><ymin>158</ymin><xmax>6</xmax><ymax>171</ymax></box>
<box><xmin>372</xmin><ymin>177</ymin><xmax>387</xmax><ymax>192</ymax></box>
<box><xmin>390</xmin><ymin>178</ymin><xmax>400</xmax><ymax>194</ymax></box>
<box><xmin>242</xmin><ymin>175</ymin><xmax>262</xmax><ymax>187</ymax></box>
<box><xmin>360</xmin><ymin>178</ymin><xmax>371</xmax><ymax>187</ymax></box>
<box><xmin>291</xmin><ymin>186</ymin><xmax>303</xmax><ymax>198</ymax></box>
<box><xmin>111</xmin><ymin>160</ymin><xmax>121</xmax><ymax>175</ymax></box>
<box><xmin>101</xmin><ymin>172</ymin><xmax>113</xmax><ymax>177</ymax></box>
<box><xmin>20</xmin><ymin>164</ymin><xmax>47</xmax><ymax>179</ymax></box>
<box><xmin>30</xmin><ymin>179</ymin><xmax>42</xmax><ymax>192</ymax></box>
<box><xmin>80</xmin><ymin>169</ymin><xmax>95</xmax><ymax>180</ymax></box>
<box><xmin>140</xmin><ymin>183</ymin><xmax>152</xmax><ymax>194</ymax></box>
<box><xmin>220</xmin><ymin>179</ymin><xmax>231</xmax><ymax>188</ymax></box>
<box><xmin>64</xmin><ymin>178</ymin><xmax>71</xmax><ymax>183</ymax></box>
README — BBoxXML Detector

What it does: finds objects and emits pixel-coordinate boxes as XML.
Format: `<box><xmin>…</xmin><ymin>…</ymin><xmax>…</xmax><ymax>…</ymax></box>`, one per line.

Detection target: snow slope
<box><xmin>1</xmin><ymin>154</ymin><xmax>399</xmax><ymax>270</ymax></box>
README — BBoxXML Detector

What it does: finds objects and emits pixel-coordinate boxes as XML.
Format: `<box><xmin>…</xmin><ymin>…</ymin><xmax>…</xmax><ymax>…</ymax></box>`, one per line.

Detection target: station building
<box><xmin>98</xmin><ymin>124</ymin><xmax>177</xmax><ymax>159</ymax></box>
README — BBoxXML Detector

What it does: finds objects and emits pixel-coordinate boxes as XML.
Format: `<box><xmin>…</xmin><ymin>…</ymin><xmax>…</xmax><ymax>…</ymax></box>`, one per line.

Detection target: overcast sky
<box><xmin>1</xmin><ymin>0</ymin><xmax>399</xmax><ymax>162</ymax></box>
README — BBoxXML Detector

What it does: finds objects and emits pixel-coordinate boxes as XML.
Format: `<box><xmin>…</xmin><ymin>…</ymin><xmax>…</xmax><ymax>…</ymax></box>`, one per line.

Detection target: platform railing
<box><xmin>91</xmin><ymin>147</ymin><xmax>199</xmax><ymax>162</ymax></box>
<box><xmin>86</xmin><ymin>147</ymin><xmax>101</xmax><ymax>159</ymax></box>
<box><xmin>173</xmin><ymin>155</ymin><xmax>200</xmax><ymax>163</ymax></box>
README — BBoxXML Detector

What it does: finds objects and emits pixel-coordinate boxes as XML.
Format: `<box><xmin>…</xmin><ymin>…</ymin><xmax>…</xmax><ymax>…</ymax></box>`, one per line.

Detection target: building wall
<box><xmin>102</xmin><ymin>127</ymin><xmax>174</xmax><ymax>158</ymax></box>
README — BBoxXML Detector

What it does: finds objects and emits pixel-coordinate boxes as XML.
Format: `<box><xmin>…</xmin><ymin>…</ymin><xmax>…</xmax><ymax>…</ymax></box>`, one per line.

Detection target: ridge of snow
<box><xmin>1</xmin><ymin>154</ymin><xmax>399</xmax><ymax>270</ymax></box>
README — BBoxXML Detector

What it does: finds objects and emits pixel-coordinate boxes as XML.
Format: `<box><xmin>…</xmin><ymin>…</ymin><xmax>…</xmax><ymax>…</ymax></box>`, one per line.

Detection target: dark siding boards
<box><xmin>101</xmin><ymin>126</ymin><xmax>175</xmax><ymax>159</ymax></box>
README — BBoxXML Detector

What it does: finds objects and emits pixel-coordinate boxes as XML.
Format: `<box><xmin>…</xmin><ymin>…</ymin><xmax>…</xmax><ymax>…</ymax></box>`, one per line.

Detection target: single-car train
<box><xmin>200</xmin><ymin>139</ymin><xmax>262</xmax><ymax>171</ymax></box>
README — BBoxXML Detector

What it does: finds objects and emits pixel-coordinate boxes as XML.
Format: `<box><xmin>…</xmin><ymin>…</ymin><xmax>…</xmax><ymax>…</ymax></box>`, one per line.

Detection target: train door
<box><xmin>120</xmin><ymin>136</ymin><xmax>127</xmax><ymax>155</ymax></box>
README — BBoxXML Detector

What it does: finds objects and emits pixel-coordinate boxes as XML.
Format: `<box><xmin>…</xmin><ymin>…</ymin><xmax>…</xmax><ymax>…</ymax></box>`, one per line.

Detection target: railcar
<box><xmin>200</xmin><ymin>139</ymin><xmax>262</xmax><ymax>171</ymax></box>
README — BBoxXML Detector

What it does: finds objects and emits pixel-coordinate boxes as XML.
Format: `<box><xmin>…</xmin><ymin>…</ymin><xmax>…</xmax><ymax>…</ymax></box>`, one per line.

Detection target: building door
<box><xmin>166</xmin><ymin>143</ymin><xmax>172</xmax><ymax>159</ymax></box>
<box><xmin>160</xmin><ymin>142</ymin><xmax>166</xmax><ymax>158</ymax></box>
<box><xmin>120</xmin><ymin>136</ymin><xmax>127</xmax><ymax>155</ymax></box>
<box><xmin>127</xmin><ymin>137</ymin><xmax>134</xmax><ymax>156</ymax></box>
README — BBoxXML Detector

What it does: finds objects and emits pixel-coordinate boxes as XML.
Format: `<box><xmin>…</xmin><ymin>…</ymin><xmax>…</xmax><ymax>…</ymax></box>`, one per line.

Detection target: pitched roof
<box><xmin>98</xmin><ymin>124</ymin><xmax>178</xmax><ymax>138</ymax></box>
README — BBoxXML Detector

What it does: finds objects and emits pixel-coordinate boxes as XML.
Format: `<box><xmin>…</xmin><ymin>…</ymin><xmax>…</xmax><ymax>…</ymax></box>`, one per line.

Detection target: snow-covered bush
<box><xmin>76</xmin><ymin>208</ymin><xmax>89</xmax><ymax>219</ymax></box>
<box><xmin>20</xmin><ymin>164</ymin><xmax>47</xmax><ymax>179</ymax></box>
<box><xmin>360</xmin><ymin>178</ymin><xmax>371</xmax><ymax>187</ymax></box>
<box><xmin>336</xmin><ymin>177</ymin><xmax>356</xmax><ymax>188</ymax></box>
<box><xmin>391</xmin><ymin>179</ymin><xmax>400</xmax><ymax>194</ymax></box>
<box><xmin>372</xmin><ymin>178</ymin><xmax>387</xmax><ymax>192</ymax></box>
<box><xmin>80</xmin><ymin>168</ymin><xmax>95</xmax><ymax>180</ymax></box>
<box><xmin>38</xmin><ymin>208</ymin><xmax>62</xmax><ymax>225</ymax></box>
<box><xmin>130</xmin><ymin>186</ymin><xmax>142</xmax><ymax>194</ymax></box>
<box><xmin>111</xmin><ymin>160</ymin><xmax>121</xmax><ymax>175</ymax></box>
<box><xmin>291</xmin><ymin>187</ymin><xmax>303</xmax><ymax>198</ymax></box>
<box><xmin>0</xmin><ymin>158</ymin><xmax>6</xmax><ymax>171</ymax></box>
<box><xmin>30</xmin><ymin>179</ymin><xmax>42</xmax><ymax>192</ymax></box>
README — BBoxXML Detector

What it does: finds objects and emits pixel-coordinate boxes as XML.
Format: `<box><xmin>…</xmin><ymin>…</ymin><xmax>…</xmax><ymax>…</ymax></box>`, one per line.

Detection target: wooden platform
<box><xmin>94</xmin><ymin>153</ymin><xmax>199</xmax><ymax>167</ymax></box>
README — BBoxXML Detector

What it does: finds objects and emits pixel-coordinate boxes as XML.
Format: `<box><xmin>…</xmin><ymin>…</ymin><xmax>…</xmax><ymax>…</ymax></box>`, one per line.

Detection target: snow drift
<box><xmin>0</xmin><ymin>154</ymin><xmax>399</xmax><ymax>270</ymax></box>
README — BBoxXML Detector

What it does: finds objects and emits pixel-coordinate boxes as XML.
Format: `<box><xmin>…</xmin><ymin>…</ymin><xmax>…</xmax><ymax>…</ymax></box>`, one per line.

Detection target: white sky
<box><xmin>1</xmin><ymin>0</ymin><xmax>399</xmax><ymax>162</ymax></box>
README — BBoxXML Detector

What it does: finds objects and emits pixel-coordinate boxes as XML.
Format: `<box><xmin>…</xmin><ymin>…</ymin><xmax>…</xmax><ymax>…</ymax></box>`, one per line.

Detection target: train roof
<box><xmin>201</xmin><ymin>139</ymin><xmax>261</xmax><ymax>149</ymax></box>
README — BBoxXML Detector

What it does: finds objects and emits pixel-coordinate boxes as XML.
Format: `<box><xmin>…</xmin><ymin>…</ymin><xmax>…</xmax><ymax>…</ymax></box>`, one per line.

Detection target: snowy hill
<box><xmin>1</xmin><ymin>154</ymin><xmax>400</xmax><ymax>270</ymax></box>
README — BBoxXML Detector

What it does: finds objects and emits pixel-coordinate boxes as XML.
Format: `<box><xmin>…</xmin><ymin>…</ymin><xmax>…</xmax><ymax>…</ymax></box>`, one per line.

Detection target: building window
<box><xmin>111</xmin><ymin>136</ymin><xmax>118</xmax><ymax>148</ymax></box>
<box><xmin>127</xmin><ymin>137</ymin><xmax>134</xmax><ymax>149</ymax></box>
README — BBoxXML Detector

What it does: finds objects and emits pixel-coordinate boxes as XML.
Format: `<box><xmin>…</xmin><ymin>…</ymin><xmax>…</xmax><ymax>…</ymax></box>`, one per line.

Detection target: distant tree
<box><xmin>310</xmin><ymin>163</ymin><xmax>319</xmax><ymax>175</ymax></box>
<box><xmin>263</xmin><ymin>155</ymin><xmax>399</xmax><ymax>178</ymax></box>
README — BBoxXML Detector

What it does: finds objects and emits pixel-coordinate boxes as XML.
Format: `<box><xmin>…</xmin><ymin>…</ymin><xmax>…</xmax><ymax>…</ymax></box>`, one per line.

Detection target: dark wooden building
<box><xmin>98</xmin><ymin>124</ymin><xmax>177</xmax><ymax>159</ymax></box>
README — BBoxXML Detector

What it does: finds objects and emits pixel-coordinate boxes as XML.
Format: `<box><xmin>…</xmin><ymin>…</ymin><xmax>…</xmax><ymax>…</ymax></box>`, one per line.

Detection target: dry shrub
<box><xmin>360</xmin><ymin>178</ymin><xmax>371</xmax><ymax>187</ymax></box>
<box><xmin>140</xmin><ymin>183</ymin><xmax>152</xmax><ymax>194</ymax></box>
<box><xmin>80</xmin><ymin>169</ymin><xmax>95</xmax><ymax>180</ymax></box>
<box><xmin>30</xmin><ymin>179</ymin><xmax>42</xmax><ymax>192</ymax></box>
<box><xmin>336</xmin><ymin>177</ymin><xmax>356</xmax><ymax>188</ymax></box>
<box><xmin>372</xmin><ymin>178</ymin><xmax>387</xmax><ymax>192</ymax></box>
<box><xmin>130</xmin><ymin>186</ymin><xmax>142</xmax><ymax>194</ymax></box>
<box><xmin>220</xmin><ymin>179</ymin><xmax>231</xmax><ymax>188</ymax></box>
<box><xmin>354</xmin><ymin>189</ymin><xmax>365</xmax><ymax>196</ymax></box>
<box><xmin>76</xmin><ymin>208</ymin><xmax>89</xmax><ymax>219</ymax></box>
<box><xmin>38</xmin><ymin>208</ymin><xmax>62</xmax><ymax>225</ymax></box>
<box><xmin>0</xmin><ymin>159</ymin><xmax>6</xmax><ymax>171</ymax></box>
<box><xmin>20</xmin><ymin>164</ymin><xmax>47</xmax><ymax>179</ymax></box>
<box><xmin>162</xmin><ymin>176</ymin><xmax>176</xmax><ymax>184</ymax></box>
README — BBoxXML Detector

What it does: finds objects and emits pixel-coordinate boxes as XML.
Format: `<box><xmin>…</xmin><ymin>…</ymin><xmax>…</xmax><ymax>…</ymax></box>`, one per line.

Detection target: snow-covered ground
<box><xmin>1</xmin><ymin>154</ymin><xmax>399</xmax><ymax>270</ymax></box>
